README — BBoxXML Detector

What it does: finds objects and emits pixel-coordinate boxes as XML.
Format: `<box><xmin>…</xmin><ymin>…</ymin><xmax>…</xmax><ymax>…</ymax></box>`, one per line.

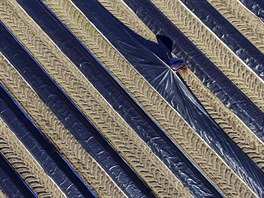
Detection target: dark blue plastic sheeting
<box><xmin>0</xmin><ymin>22</ymin><xmax>154</xmax><ymax>198</ymax></box>
<box><xmin>0</xmin><ymin>85</ymin><xmax>96</xmax><ymax>198</ymax></box>
<box><xmin>122</xmin><ymin>0</ymin><xmax>264</xmax><ymax>143</ymax></box>
<box><xmin>69</xmin><ymin>0</ymin><xmax>264</xmax><ymax>197</ymax></box>
<box><xmin>16</xmin><ymin>0</ymin><xmax>225</xmax><ymax>197</ymax></box>
<box><xmin>181</xmin><ymin>0</ymin><xmax>264</xmax><ymax>79</ymax></box>
<box><xmin>0</xmin><ymin>153</ymin><xmax>36</xmax><ymax>198</ymax></box>
<box><xmin>239</xmin><ymin>0</ymin><xmax>264</xmax><ymax>21</ymax></box>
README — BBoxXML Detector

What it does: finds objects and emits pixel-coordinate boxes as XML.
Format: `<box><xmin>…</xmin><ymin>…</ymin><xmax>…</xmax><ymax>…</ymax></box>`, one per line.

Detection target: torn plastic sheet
<box><xmin>239</xmin><ymin>0</ymin><xmax>264</xmax><ymax>21</ymax></box>
<box><xmin>0</xmin><ymin>153</ymin><xmax>36</xmax><ymax>198</ymax></box>
<box><xmin>0</xmin><ymin>22</ymin><xmax>153</xmax><ymax>198</ymax></box>
<box><xmin>71</xmin><ymin>0</ymin><xmax>264</xmax><ymax>196</ymax></box>
<box><xmin>0</xmin><ymin>85</ymin><xmax>96</xmax><ymax>198</ymax></box>
<box><xmin>122</xmin><ymin>0</ymin><xmax>264</xmax><ymax>143</ymax></box>
<box><xmin>17</xmin><ymin>1</ymin><xmax>221</xmax><ymax>197</ymax></box>
<box><xmin>181</xmin><ymin>0</ymin><xmax>264</xmax><ymax>79</ymax></box>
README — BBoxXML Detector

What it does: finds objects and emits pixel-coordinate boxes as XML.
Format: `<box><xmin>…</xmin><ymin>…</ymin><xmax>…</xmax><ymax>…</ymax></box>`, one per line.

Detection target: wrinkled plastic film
<box><xmin>0</xmin><ymin>84</ymin><xmax>96</xmax><ymax>198</ymax></box>
<box><xmin>123</xmin><ymin>0</ymin><xmax>264</xmax><ymax>141</ymax></box>
<box><xmin>17</xmin><ymin>0</ymin><xmax>223</xmax><ymax>197</ymax></box>
<box><xmin>70</xmin><ymin>0</ymin><xmax>264</xmax><ymax>196</ymax></box>
<box><xmin>181</xmin><ymin>0</ymin><xmax>264</xmax><ymax>79</ymax></box>
<box><xmin>0</xmin><ymin>21</ymin><xmax>152</xmax><ymax>198</ymax></box>
<box><xmin>239</xmin><ymin>0</ymin><xmax>264</xmax><ymax>21</ymax></box>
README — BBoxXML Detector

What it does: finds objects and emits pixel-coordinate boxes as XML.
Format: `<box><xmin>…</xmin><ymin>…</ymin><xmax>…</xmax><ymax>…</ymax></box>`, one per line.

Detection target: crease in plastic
<box><xmin>71</xmin><ymin>0</ymin><xmax>264</xmax><ymax>196</ymax></box>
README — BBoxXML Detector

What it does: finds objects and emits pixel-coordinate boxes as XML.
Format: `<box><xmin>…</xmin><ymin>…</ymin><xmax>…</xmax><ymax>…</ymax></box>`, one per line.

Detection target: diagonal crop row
<box><xmin>0</xmin><ymin>118</ymin><xmax>65</xmax><ymax>198</ymax></box>
<box><xmin>0</xmin><ymin>54</ymin><xmax>124</xmax><ymax>198</ymax></box>
<box><xmin>42</xmin><ymin>0</ymin><xmax>255</xmax><ymax>196</ymax></box>
<box><xmin>97</xmin><ymin>0</ymin><xmax>264</xmax><ymax>172</ymax></box>
<box><xmin>0</xmin><ymin>1</ymin><xmax>187</xmax><ymax>197</ymax></box>
<box><xmin>180</xmin><ymin>70</ymin><xmax>264</xmax><ymax>171</ymax></box>
<box><xmin>207</xmin><ymin>0</ymin><xmax>264</xmax><ymax>54</ymax></box>
<box><xmin>97</xmin><ymin>0</ymin><xmax>156</xmax><ymax>42</ymax></box>
<box><xmin>151</xmin><ymin>0</ymin><xmax>264</xmax><ymax>112</ymax></box>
